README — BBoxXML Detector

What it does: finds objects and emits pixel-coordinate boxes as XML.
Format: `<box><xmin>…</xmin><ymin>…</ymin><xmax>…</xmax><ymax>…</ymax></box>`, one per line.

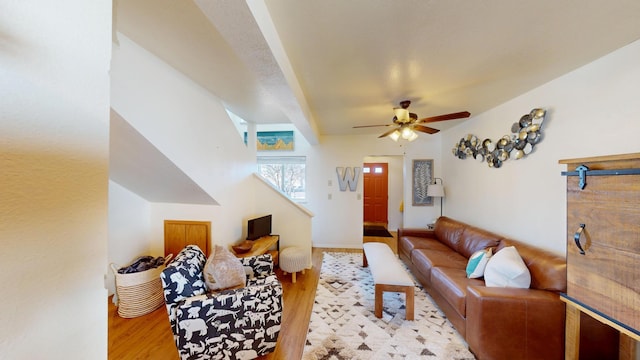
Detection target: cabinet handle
<box><xmin>574</xmin><ymin>224</ymin><xmax>586</xmax><ymax>255</ymax></box>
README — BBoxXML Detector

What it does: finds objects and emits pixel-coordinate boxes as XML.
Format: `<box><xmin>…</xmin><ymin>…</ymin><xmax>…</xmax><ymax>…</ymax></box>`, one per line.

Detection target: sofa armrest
<box><xmin>240</xmin><ymin>253</ymin><xmax>274</xmax><ymax>277</ymax></box>
<box><xmin>171</xmin><ymin>280</ymin><xmax>283</xmax><ymax>358</ymax></box>
<box><xmin>466</xmin><ymin>285</ymin><xmax>565</xmax><ymax>360</ymax></box>
<box><xmin>397</xmin><ymin>227</ymin><xmax>435</xmax><ymax>239</ymax></box>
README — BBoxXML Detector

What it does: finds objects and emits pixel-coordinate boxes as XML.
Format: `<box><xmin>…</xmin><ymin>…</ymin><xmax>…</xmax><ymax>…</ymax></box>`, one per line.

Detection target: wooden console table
<box><xmin>561</xmin><ymin>294</ymin><xmax>639</xmax><ymax>360</ymax></box>
<box><xmin>232</xmin><ymin>235</ymin><xmax>279</xmax><ymax>265</ymax></box>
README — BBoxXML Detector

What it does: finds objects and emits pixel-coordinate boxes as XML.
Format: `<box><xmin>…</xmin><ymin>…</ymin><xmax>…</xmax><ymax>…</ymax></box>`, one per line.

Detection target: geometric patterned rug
<box><xmin>302</xmin><ymin>252</ymin><xmax>476</xmax><ymax>360</ymax></box>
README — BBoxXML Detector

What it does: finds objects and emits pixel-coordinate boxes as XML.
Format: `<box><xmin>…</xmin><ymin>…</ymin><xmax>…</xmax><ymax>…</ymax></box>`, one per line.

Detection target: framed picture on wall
<box><xmin>244</xmin><ymin>131</ymin><xmax>295</xmax><ymax>151</ymax></box>
<box><xmin>412</xmin><ymin>159</ymin><xmax>433</xmax><ymax>206</ymax></box>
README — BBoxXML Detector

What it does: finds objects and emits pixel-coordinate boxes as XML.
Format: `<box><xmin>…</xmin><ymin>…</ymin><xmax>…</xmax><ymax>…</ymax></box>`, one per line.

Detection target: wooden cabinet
<box><xmin>164</xmin><ymin>220</ymin><xmax>211</xmax><ymax>257</ymax></box>
<box><xmin>560</xmin><ymin>153</ymin><xmax>640</xmax><ymax>358</ymax></box>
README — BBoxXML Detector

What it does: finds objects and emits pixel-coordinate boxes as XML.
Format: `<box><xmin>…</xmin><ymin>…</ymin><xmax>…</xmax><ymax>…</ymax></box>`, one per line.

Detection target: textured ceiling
<box><xmin>115</xmin><ymin>0</ymin><xmax>640</xmax><ymax>141</ymax></box>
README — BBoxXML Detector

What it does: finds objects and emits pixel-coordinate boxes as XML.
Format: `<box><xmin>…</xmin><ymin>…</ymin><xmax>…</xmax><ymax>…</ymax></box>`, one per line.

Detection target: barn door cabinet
<box><xmin>560</xmin><ymin>153</ymin><xmax>640</xmax><ymax>359</ymax></box>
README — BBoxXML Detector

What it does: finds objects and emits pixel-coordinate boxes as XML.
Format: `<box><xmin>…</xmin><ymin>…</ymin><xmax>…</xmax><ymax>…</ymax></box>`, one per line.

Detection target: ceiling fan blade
<box><xmin>418</xmin><ymin>111</ymin><xmax>471</xmax><ymax>123</ymax></box>
<box><xmin>378</xmin><ymin>128</ymin><xmax>399</xmax><ymax>138</ymax></box>
<box><xmin>353</xmin><ymin>124</ymin><xmax>392</xmax><ymax>128</ymax></box>
<box><xmin>413</xmin><ymin>125</ymin><xmax>440</xmax><ymax>134</ymax></box>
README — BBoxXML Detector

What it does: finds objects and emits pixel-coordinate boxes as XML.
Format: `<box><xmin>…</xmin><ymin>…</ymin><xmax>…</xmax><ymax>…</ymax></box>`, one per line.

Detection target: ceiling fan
<box><xmin>353</xmin><ymin>100</ymin><xmax>470</xmax><ymax>141</ymax></box>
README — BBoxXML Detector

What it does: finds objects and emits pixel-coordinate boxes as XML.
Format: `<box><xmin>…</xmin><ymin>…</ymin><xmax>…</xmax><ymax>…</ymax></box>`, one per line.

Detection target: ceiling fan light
<box><xmin>407</xmin><ymin>131</ymin><xmax>419</xmax><ymax>141</ymax></box>
<box><xmin>401</xmin><ymin>126</ymin><xmax>413</xmax><ymax>139</ymax></box>
<box><xmin>389</xmin><ymin>130</ymin><xmax>401</xmax><ymax>141</ymax></box>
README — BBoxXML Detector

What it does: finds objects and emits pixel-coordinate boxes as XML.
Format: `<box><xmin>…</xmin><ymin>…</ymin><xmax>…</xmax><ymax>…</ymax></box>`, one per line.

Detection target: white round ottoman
<box><xmin>279</xmin><ymin>246</ymin><xmax>310</xmax><ymax>283</ymax></box>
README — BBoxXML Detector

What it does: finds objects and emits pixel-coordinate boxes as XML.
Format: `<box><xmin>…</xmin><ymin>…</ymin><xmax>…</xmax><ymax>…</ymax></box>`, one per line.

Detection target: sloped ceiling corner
<box><xmin>109</xmin><ymin>109</ymin><xmax>218</xmax><ymax>205</ymax></box>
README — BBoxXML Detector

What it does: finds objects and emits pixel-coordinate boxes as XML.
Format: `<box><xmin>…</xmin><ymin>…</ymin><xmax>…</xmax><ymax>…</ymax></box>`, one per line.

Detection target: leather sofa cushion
<box><xmin>434</xmin><ymin>217</ymin><xmax>465</xmax><ymax>252</ymax></box>
<box><xmin>413</xmin><ymin>248</ymin><xmax>468</xmax><ymax>269</ymax></box>
<box><xmin>399</xmin><ymin>236</ymin><xmax>451</xmax><ymax>255</ymax></box>
<box><xmin>433</xmin><ymin>217</ymin><xmax>502</xmax><ymax>258</ymax></box>
<box><xmin>397</xmin><ymin>228</ymin><xmax>435</xmax><ymax>239</ymax></box>
<box><xmin>431</xmin><ymin>267</ymin><xmax>484</xmax><ymax>318</ymax></box>
<box><xmin>411</xmin><ymin>248</ymin><xmax>468</xmax><ymax>283</ymax></box>
<box><xmin>497</xmin><ymin>239</ymin><xmax>566</xmax><ymax>292</ymax></box>
<box><xmin>458</xmin><ymin>225</ymin><xmax>502</xmax><ymax>258</ymax></box>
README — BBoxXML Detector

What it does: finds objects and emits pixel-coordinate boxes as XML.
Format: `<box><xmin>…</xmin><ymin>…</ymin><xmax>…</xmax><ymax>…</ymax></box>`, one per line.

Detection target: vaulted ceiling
<box><xmin>115</xmin><ymin>0</ymin><xmax>640</xmax><ymax>145</ymax></box>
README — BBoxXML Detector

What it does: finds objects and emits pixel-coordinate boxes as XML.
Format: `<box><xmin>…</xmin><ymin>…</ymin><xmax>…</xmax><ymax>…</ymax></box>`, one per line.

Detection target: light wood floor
<box><xmin>108</xmin><ymin>233</ymin><xmax>397</xmax><ymax>360</ymax></box>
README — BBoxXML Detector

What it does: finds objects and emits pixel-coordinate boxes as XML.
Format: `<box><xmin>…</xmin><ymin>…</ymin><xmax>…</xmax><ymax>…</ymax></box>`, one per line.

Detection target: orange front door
<box><xmin>363</xmin><ymin>163</ymin><xmax>388</xmax><ymax>223</ymax></box>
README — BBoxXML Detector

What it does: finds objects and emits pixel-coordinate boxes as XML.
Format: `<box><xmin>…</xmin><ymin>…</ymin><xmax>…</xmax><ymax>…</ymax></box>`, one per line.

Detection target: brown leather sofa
<box><xmin>398</xmin><ymin>216</ymin><xmax>567</xmax><ymax>359</ymax></box>
<box><xmin>399</xmin><ymin>217</ymin><xmax>620</xmax><ymax>359</ymax></box>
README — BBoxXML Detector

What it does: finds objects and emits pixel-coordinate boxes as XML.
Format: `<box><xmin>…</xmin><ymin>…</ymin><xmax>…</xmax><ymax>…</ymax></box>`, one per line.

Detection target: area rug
<box><xmin>302</xmin><ymin>252</ymin><xmax>475</xmax><ymax>360</ymax></box>
<box><xmin>363</xmin><ymin>225</ymin><xmax>393</xmax><ymax>238</ymax></box>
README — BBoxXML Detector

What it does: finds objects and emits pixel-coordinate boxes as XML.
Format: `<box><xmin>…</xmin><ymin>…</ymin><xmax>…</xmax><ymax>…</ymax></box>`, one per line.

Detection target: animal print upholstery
<box><xmin>161</xmin><ymin>245</ymin><xmax>283</xmax><ymax>360</ymax></box>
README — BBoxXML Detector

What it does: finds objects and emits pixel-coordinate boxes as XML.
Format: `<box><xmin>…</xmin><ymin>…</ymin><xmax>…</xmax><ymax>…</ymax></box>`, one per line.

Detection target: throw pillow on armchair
<box><xmin>203</xmin><ymin>245</ymin><xmax>247</xmax><ymax>291</ymax></box>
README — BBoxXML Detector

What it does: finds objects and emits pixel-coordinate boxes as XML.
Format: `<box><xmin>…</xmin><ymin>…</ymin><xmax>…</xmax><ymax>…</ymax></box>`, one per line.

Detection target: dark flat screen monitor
<box><xmin>247</xmin><ymin>214</ymin><xmax>272</xmax><ymax>240</ymax></box>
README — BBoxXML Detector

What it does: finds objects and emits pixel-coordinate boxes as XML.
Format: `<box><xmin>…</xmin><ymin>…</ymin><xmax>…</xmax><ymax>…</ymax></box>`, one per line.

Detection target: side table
<box><xmin>232</xmin><ymin>234</ymin><xmax>280</xmax><ymax>265</ymax></box>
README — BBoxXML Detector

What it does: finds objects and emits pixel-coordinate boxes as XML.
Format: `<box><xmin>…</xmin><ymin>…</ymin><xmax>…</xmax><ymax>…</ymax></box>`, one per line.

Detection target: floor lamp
<box><xmin>427</xmin><ymin>178</ymin><xmax>445</xmax><ymax>218</ymax></box>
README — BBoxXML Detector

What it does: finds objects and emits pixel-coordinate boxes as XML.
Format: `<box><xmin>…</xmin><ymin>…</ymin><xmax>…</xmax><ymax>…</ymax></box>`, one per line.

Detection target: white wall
<box><xmin>108</xmin><ymin>31</ymin><xmax>450</xmax><ymax>258</ymax></box>
<box><xmin>442</xmin><ymin>39</ymin><xmax>640</xmax><ymax>255</ymax></box>
<box><xmin>257</xmin><ymin>125</ymin><xmax>443</xmax><ymax>247</ymax></box>
<box><xmin>307</xmin><ymin>135</ymin><xmax>438</xmax><ymax>248</ymax></box>
<box><xmin>146</xmin><ymin>179</ymin><xmax>312</xmax><ymax>264</ymax></box>
<box><xmin>110</xmin><ymin>33</ymin><xmax>257</xmax><ymax>250</ymax></box>
<box><xmin>0</xmin><ymin>1</ymin><xmax>111</xmax><ymax>359</ymax></box>
<box><xmin>108</xmin><ymin>181</ymin><xmax>152</xmax><ymax>296</ymax></box>
<box><xmin>149</xmin><ymin>202</ymin><xmax>221</xmax><ymax>254</ymax></box>
<box><xmin>401</xmin><ymin>136</ymin><xmax>445</xmax><ymax>228</ymax></box>
<box><xmin>255</xmin><ymin>127</ymin><xmax>443</xmax><ymax>249</ymax></box>
<box><xmin>253</xmin><ymin>175</ymin><xmax>314</xmax><ymax>267</ymax></box>
<box><xmin>110</xmin><ymin>34</ymin><xmax>317</xmax><ymax>275</ymax></box>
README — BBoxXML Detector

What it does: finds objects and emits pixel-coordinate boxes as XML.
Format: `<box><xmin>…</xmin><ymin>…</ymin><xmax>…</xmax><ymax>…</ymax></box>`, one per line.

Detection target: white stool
<box><xmin>280</xmin><ymin>247</ymin><xmax>310</xmax><ymax>283</ymax></box>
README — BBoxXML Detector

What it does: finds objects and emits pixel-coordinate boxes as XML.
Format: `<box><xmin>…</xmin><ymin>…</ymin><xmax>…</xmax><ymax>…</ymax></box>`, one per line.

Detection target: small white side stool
<box><xmin>279</xmin><ymin>246</ymin><xmax>310</xmax><ymax>283</ymax></box>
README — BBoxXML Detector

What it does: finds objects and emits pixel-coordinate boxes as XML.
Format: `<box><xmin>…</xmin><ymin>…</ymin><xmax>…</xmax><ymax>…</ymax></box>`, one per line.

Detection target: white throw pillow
<box><xmin>466</xmin><ymin>248</ymin><xmax>492</xmax><ymax>278</ymax></box>
<box><xmin>484</xmin><ymin>246</ymin><xmax>531</xmax><ymax>288</ymax></box>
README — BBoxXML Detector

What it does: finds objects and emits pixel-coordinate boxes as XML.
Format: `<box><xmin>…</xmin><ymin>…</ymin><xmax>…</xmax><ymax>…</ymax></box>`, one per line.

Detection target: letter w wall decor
<box><xmin>336</xmin><ymin>167</ymin><xmax>361</xmax><ymax>192</ymax></box>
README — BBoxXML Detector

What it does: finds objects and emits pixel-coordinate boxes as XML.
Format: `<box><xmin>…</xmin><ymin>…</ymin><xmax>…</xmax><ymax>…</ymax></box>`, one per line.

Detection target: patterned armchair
<box><xmin>160</xmin><ymin>245</ymin><xmax>282</xmax><ymax>360</ymax></box>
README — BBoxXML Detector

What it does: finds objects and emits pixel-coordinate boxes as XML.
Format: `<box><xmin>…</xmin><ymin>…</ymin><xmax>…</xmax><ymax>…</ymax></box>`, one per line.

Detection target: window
<box><xmin>363</xmin><ymin>166</ymin><xmax>383</xmax><ymax>174</ymax></box>
<box><xmin>257</xmin><ymin>156</ymin><xmax>306</xmax><ymax>202</ymax></box>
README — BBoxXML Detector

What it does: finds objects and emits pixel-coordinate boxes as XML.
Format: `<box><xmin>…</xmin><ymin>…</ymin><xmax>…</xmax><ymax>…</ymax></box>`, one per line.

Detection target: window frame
<box><xmin>256</xmin><ymin>156</ymin><xmax>307</xmax><ymax>202</ymax></box>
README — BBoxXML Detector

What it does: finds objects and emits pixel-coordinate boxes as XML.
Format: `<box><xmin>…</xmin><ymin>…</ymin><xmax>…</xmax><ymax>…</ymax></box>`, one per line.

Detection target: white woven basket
<box><xmin>110</xmin><ymin>254</ymin><xmax>173</xmax><ymax>318</ymax></box>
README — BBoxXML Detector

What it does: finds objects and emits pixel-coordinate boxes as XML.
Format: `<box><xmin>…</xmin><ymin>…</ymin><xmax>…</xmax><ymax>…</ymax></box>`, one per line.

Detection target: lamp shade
<box><xmin>427</xmin><ymin>184</ymin><xmax>445</xmax><ymax>197</ymax></box>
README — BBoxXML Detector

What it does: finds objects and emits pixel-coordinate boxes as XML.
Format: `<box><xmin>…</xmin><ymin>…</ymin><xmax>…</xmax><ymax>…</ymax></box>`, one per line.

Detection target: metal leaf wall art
<box><xmin>452</xmin><ymin>108</ymin><xmax>546</xmax><ymax>168</ymax></box>
<box><xmin>412</xmin><ymin>159</ymin><xmax>433</xmax><ymax>206</ymax></box>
